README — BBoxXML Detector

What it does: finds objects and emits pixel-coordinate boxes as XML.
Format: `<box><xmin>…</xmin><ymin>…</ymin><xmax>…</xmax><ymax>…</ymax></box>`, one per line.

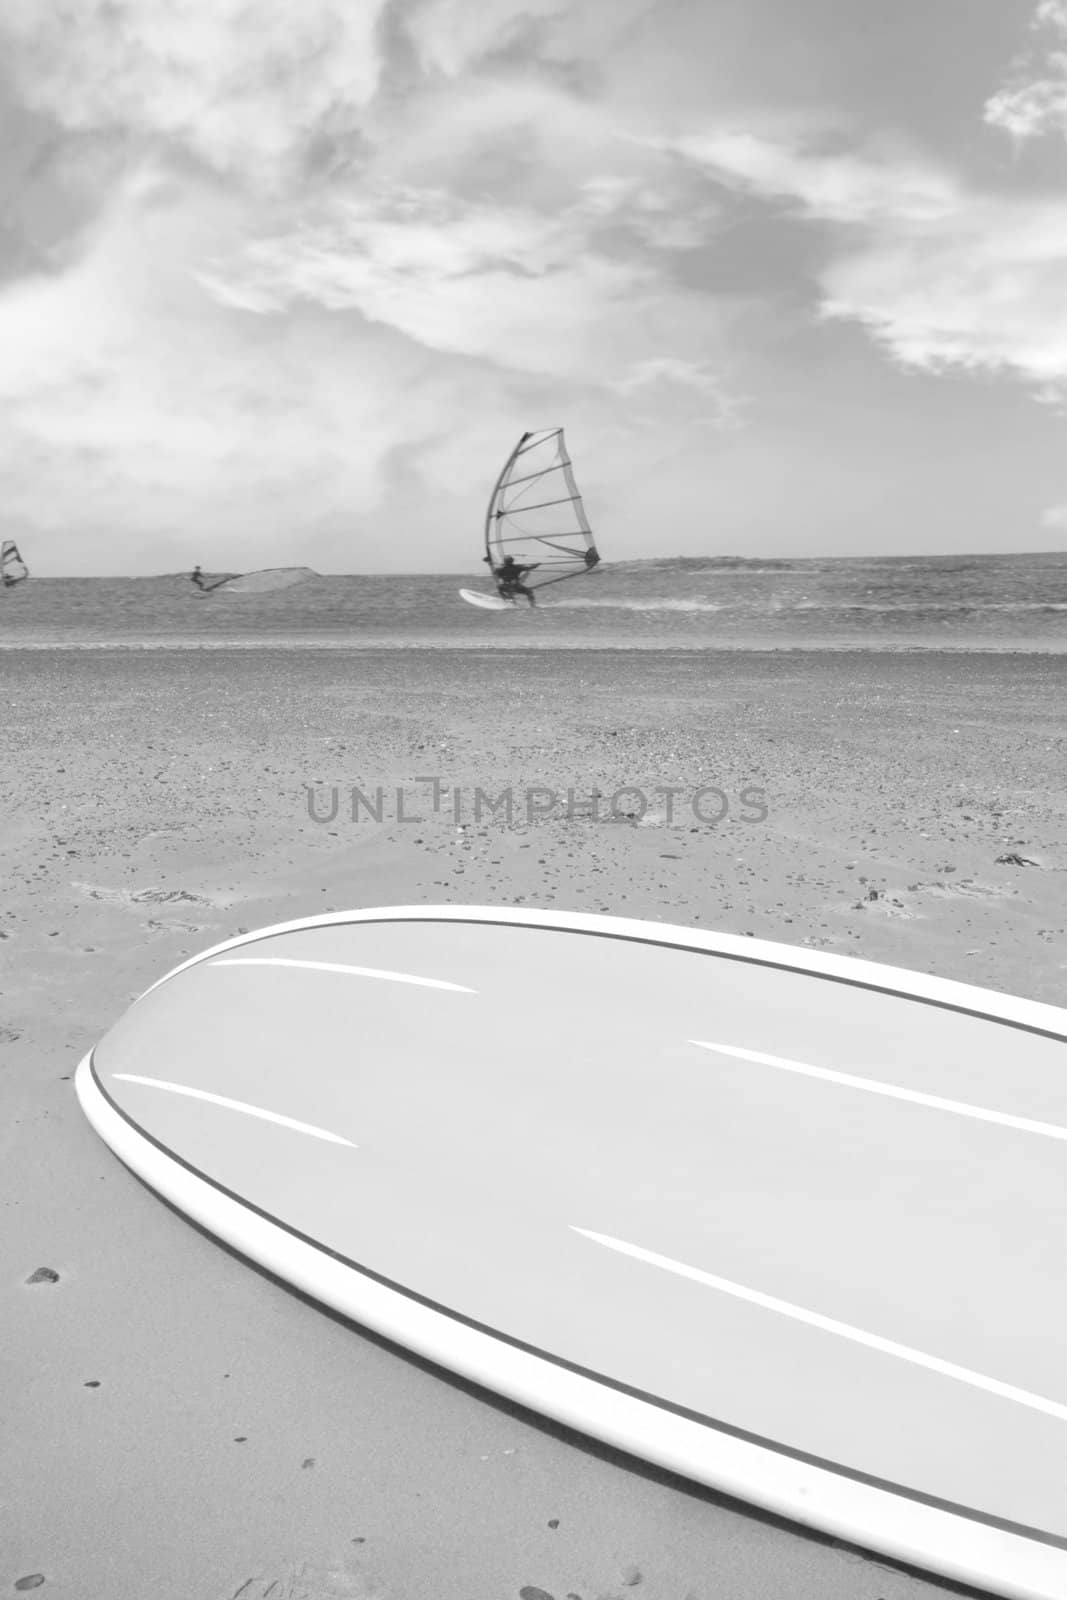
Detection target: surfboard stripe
<box><xmin>573</xmin><ymin>1227</ymin><xmax>1067</xmax><ymax>1423</ymax></box>
<box><xmin>112</xmin><ymin>1074</ymin><xmax>358</xmax><ymax>1147</ymax></box>
<box><xmin>689</xmin><ymin>1039</ymin><xmax>1067</xmax><ymax>1141</ymax></box>
<box><xmin>211</xmin><ymin>957</ymin><xmax>475</xmax><ymax>993</ymax></box>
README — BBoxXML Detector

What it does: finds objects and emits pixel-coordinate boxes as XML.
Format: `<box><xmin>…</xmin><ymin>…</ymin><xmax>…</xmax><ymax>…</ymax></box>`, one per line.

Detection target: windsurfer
<box><xmin>1</xmin><ymin>540</ymin><xmax>28</xmax><ymax>587</ymax></box>
<box><xmin>487</xmin><ymin>554</ymin><xmax>539</xmax><ymax>607</ymax></box>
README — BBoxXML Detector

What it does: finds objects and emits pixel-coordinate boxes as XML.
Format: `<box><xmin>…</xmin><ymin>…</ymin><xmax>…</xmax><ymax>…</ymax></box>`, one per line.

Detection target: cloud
<box><xmin>671</xmin><ymin>126</ymin><xmax>1067</xmax><ymax>398</ymax></box>
<box><xmin>401</xmin><ymin>0</ymin><xmax>574</xmax><ymax>77</ymax></box>
<box><xmin>0</xmin><ymin>169</ymin><xmax>493</xmax><ymax>571</ymax></box>
<box><xmin>670</xmin><ymin>130</ymin><xmax>962</xmax><ymax>225</ymax></box>
<box><xmin>984</xmin><ymin>0</ymin><xmax>1067</xmax><ymax>144</ymax></box>
<box><xmin>0</xmin><ymin>2</ymin><xmax>744</xmax><ymax>571</ymax></box>
<box><xmin>194</xmin><ymin>176</ymin><xmax>733</xmax><ymax>390</ymax></box>
<box><xmin>0</xmin><ymin>154</ymin><xmax>732</xmax><ymax>572</ymax></box>
<box><xmin>0</xmin><ymin>0</ymin><xmax>751</xmax><ymax>576</ymax></box>
<box><xmin>0</xmin><ymin>0</ymin><xmax>389</xmax><ymax>190</ymax></box>
<box><xmin>400</xmin><ymin>0</ymin><xmax>653</xmax><ymax>79</ymax></box>
<box><xmin>609</xmin><ymin>357</ymin><xmax>742</xmax><ymax>436</ymax></box>
<box><xmin>819</xmin><ymin>197</ymin><xmax>1067</xmax><ymax>395</ymax></box>
<box><xmin>185</xmin><ymin>51</ymin><xmax>739</xmax><ymax>397</ymax></box>
<box><xmin>6</xmin><ymin>0</ymin><xmax>1058</xmax><ymax>572</ymax></box>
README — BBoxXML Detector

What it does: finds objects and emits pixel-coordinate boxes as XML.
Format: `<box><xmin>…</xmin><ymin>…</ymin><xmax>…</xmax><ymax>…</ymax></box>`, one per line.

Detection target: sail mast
<box><xmin>483</xmin><ymin>431</ymin><xmax>532</xmax><ymax>567</ymax></box>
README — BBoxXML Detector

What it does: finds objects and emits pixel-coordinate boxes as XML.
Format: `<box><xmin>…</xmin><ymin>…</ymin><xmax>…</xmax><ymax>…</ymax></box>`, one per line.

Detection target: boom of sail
<box><xmin>1</xmin><ymin>540</ymin><xmax>28</xmax><ymax>587</ymax></box>
<box><xmin>484</xmin><ymin>429</ymin><xmax>599</xmax><ymax>594</ymax></box>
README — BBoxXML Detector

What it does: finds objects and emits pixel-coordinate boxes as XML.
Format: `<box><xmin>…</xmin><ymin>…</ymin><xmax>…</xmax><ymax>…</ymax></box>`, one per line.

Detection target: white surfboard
<box><xmin>458</xmin><ymin>587</ymin><xmax>515</xmax><ymax>610</ymax></box>
<box><xmin>75</xmin><ymin>906</ymin><xmax>1067</xmax><ymax>1600</ymax></box>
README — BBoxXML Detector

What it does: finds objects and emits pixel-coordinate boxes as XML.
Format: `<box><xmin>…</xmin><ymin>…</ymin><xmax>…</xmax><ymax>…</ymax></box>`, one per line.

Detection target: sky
<box><xmin>2</xmin><ymin>0</ymin><xmax>1067</xmax><ymax>574</ymax></box>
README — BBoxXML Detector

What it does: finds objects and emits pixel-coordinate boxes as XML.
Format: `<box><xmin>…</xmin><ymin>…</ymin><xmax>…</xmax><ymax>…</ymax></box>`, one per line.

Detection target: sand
<box><xmin>3</xmin><ymin>645</ymin><xmax>1064</xmax><ymax>1600</ymax></box>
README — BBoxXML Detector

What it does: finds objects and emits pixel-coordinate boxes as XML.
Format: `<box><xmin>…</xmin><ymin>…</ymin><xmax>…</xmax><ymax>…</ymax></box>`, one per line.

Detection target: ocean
<box><xmin>2</xmin><ymin>552</ymin><xmax>1065</xmax><ymax>652</ymax></box>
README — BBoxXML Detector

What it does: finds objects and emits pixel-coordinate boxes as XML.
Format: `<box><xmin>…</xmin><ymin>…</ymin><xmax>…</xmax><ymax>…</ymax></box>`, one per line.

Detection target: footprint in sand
<box><xmin>224</xmin><ymin>1561</ymin><xmax>384</xmax><ymax>1599</ymax></box>
<box><xmin>129</xmin><ymin>887</ymin><xmax>215</xmax><ymax>905</ymax></box>
<box><xmin>843</xmin><ymin>891</ymin><xmax>918</xmax><ymax>920</ymax></box>
<box><xmin>920</xmin><ymin>879</ymin><xmax>1015</xmax><ymax>900</ymax></box>
<box><xmin>75</xmin><ymin>882</ymin><xmax>217</xmax><ymax>908</ymax></box>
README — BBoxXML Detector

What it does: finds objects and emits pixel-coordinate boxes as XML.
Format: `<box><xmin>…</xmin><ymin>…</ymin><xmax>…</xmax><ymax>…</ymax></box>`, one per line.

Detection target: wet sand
<box><xmin>3</xmin><ymin>646</ymin><xmax>1065</xmax><ymax>1600</ymax></box>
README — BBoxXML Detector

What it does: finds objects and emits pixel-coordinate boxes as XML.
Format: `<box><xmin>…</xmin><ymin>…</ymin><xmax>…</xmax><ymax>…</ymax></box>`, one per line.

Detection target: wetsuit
<box><xmin>494</xmin><ymin>560</ymin><xmax>538</xmax><ymax>607</ymax></box>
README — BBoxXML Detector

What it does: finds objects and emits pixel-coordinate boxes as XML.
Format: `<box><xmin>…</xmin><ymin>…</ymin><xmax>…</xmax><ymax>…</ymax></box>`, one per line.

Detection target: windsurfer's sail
<box><xmin>1</xmin><ymin>541</ymin><xmax>28</xmax><ymax>587</ymax></box>
<box><xmin>484</xmin><ymin>429</ymin><xmax>599</xmax><ymax>594</ymax></box>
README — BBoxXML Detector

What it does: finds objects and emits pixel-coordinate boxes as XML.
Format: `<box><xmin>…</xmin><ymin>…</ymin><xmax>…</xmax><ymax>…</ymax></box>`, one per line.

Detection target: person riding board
<box><xmin>190</xmin><ymin>565</ymin><xmax>206</xmax><ymax>590</ymax></box>
<box><xmin>485</xmin><ymin>553</ymin><xmax>539</xmax><ymax>607</ymax></box>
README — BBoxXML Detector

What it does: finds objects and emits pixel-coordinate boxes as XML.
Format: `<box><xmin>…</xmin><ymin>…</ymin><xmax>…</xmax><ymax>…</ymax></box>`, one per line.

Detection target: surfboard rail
<box><xmin>120</xmin><ymin>903</ymin><xmax>1067</xmax><ymax>1037</ymax></box>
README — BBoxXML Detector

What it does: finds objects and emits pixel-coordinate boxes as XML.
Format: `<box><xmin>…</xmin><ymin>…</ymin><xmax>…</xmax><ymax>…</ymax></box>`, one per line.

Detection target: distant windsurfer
<box><xmin>191</xmin><ymin>565</ymin><xmax>206</xmax><ymax>590</ymax></box>
<box><xmin>1</xmin><ymin>539</ymin><xmax>28</xmax><ymax>587</ymax></box>
<box><xmin>486</xmin><ymin>553</ymin><xmax>539</xmax><ymax>607</ymax></box>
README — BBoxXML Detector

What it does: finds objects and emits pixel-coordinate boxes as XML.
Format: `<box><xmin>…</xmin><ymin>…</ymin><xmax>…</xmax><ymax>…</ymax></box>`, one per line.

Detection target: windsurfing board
<box><xmin>458</xmin><ymin>587</ymin><xmax>515</xmax><ymax>610</ymax></box>
<box><xmin>75</xmin><ymin>906</ymin><xmax>1067</xmax><ymax>1600</ymax></box>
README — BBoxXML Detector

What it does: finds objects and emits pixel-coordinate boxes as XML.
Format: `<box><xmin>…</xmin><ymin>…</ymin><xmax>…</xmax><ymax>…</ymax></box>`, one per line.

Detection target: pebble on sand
<box><xmin>25</xmin><ymin>1267</ymin><xmax>59</xmax><ymax>1285</ymax></box>
<box><xmin>14</xmin><ymin>1578</ymin><xmax>45</xmax><ymax>1592</ymax></box>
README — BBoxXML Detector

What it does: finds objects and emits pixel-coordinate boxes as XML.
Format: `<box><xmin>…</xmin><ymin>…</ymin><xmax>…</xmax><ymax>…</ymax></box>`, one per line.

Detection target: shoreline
<box><xmin>1</xmin><ymin>638</ymin><xmax>1065</xmax><ymax>653</ymax></box>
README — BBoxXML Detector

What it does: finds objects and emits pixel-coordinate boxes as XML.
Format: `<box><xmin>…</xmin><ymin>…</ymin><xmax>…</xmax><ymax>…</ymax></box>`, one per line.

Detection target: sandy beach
<box><xmin>4</xmin><ymin>644</ymin><xmax>1065</xmax><ymax>1600</ymax></box>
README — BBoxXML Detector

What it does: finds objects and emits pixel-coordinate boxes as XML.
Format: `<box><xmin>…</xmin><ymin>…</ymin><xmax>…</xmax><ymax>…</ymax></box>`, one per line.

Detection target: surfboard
<box><xmin>75</xmin><ymin>906</ymin><xmax>1067</xmax><ymax>1600</ymax></box>
<box><xmin>458</xmin><ymin>587</ymin><xmax>515</xmax><ymax>610</ymax></box>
